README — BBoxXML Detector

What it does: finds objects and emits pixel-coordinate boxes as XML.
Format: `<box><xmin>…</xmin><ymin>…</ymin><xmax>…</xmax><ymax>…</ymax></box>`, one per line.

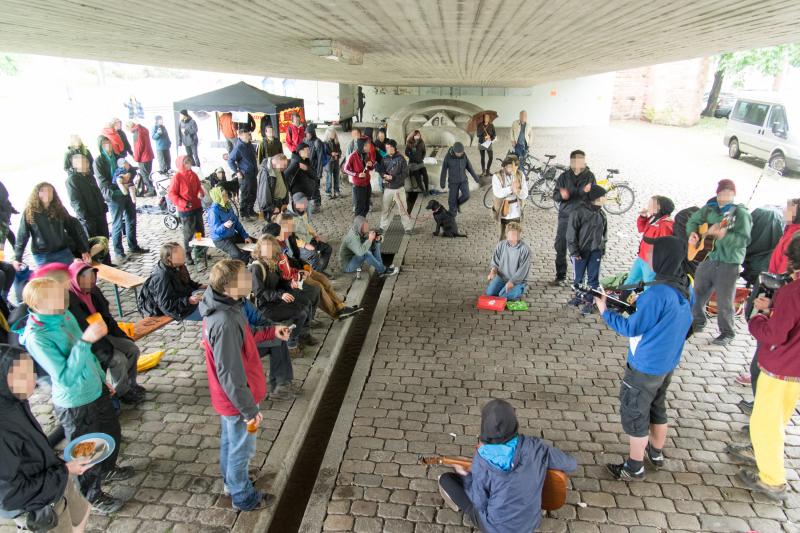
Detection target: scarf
<box><xmin>209</xmin><ymin>186</ymin><xmax>229</xmax><ymax>209</ymax></box>
<box><xmin>70</xmin><ymin>284</ymin><xmax>97</xmax><ymax>315</ymax></box>
<box><xmin>477</xmin><ymin>436</ymin><xmax>518</xmax><ymax>472</ymax></box>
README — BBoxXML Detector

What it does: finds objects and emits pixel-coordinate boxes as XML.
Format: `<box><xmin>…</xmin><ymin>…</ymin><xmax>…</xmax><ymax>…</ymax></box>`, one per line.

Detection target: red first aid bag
<box><xmin>476</xmin><ymin>295</ymin><xmax>507</xmax><ymax>312</ymax></box>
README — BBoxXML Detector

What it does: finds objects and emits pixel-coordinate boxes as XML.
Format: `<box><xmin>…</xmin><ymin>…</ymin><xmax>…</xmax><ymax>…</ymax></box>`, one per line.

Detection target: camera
<box><xmin>756</xmin><ymin>272</ymin><xmax>792</xmax><ymax>299</ymax></box>
<box><xmin>373</xmin><ymin>229</ymin><xmax>384</xmax><ymax>242</ymax></box>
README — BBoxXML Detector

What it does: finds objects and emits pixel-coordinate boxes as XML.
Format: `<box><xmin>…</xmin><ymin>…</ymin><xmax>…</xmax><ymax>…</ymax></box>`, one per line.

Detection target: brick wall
<box><xmin>611</xmin><ymin>66</ymin><xmax>651</xmax><ymax>120</ymax></box>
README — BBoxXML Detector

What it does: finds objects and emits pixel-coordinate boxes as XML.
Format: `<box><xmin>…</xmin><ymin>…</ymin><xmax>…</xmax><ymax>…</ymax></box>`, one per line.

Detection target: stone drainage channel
<box><xmin>256</xmin><ymin>194</ymin><xmax>421</xmax><ymax>533</ymax></box>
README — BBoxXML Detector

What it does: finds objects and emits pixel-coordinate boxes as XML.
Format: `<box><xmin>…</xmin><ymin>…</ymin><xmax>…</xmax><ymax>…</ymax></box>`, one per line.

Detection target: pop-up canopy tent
<box><xmin>172</xmin><ymin>81</ymin><xmax>304</xmax><ymax>145</ymax></box>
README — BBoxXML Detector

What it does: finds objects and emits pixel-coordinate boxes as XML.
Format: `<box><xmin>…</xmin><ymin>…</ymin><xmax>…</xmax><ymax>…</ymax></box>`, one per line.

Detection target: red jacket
<box><xmin>286</xmin><ymin>124</ymin><xmax>305</xmax><ymax>153</ymax></box>
<box><xmin>101</xmin><ymin>127</ymin><xmax>125</xmax><ymax>155</ymax></box>
<box><xmin>751</xmin><ymin>278</ymin><xmax>800</xmax><ymax>379</ymax></box>
<box><xmin>131</xmin><ymin>124</ymin><xmax>154</xmax><ymax>163</ymax></box>
<box><xmin>636</xmin><ymin>215</ymin><xmax>674</xmax><ymax>263</ymax></box>
<box><xmin>167</xmin><ymin>169</ymin><xmax>204</xmax><ymax>213</ymax></box>
<box><xmin>768</xmin><ymin>224</ymin><xmax>800</xmax><ymax>274</ymax></box>
<box><xmin>343</xmin><ymin>151</ymin><xmax>375</xmax><ymax>187</ymax></box>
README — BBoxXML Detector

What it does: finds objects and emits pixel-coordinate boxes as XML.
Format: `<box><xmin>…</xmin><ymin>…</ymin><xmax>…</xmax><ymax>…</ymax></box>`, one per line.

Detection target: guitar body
<box><xmin>687</xmin><ymin>211</ymin><xmax>736</xmax><ymax>262</ymax></box>
<box><xmin>420</xmin><ymin>455</ymin><xmax>569</xmax><ymax>511</ymax></box>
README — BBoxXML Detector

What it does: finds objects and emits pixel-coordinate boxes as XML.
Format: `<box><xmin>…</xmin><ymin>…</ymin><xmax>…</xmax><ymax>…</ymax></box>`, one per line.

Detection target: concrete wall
<box><xmin>361</xmin><ymin>73</ymin><xmax>615</xmax><ymax>129</ymax></box>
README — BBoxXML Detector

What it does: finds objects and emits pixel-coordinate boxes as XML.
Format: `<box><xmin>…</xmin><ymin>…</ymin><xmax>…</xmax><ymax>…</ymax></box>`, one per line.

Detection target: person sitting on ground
<box><xmin>596</xmin><ymin>236</ymin><xmax>694</xmax><ymax>482</ymax></box>
<box><xmin>168</xmin><ymin>156</ymin><xmax>206</xmax><ymax>266</ymax></box>
<box><xmin>438</xmin><ymin>399</ymin><xmax>577</xmax><ymax>533</ymax></box>
<box><xmin>551</xmin><ymin>150</ymin><xmax>596</xmax><ymax>287</ymax></box>
<box><xmin>138</xmin><ymin>242</ymin><xmax>204</xmax><ymax>321</ymax></box>
<box><xmin>491</xmin><ymin>155</ymin><xmax>528</xmax><ymax>240</ymax></box>
<box><xmin>343</xmin><ymin>136</ymin><xmax>376</xmax><ymax>217</ymax></box>
<box><xmin>0</xmin><ymin>345</ymin><xmax>93</xmax><ymax>533</ymax></box>
<box><xmin>485</xmin><ymin>221</ymin><xmax>530</xmax><ymax>301</ymax></box>
<box><xmin>208</xmin><ymin>186</ymin><xmax>254</xmax><ymax>263</ymax></box>
<box><xmin>686</xmin><ymin>179</ymin><xmax>753</xmax><ymax>346</ymax></box>
<box><xmin>727</xmin><ymin>235</ymin><xmax>800</xmax><ymax>502</ymax></box>
<box><xmin>627</xmin><ymin>196</ymin><xmax>675</xmax><ymax>288</ymax></box>
<box><xmin>439</xmin><ymin>141</ymin><xmax>480</xmax><ymax>218</ymax></box>
<box><xmin>378</xmin><ymin>139</ymin><xmax>414</xmax><ymax>236</ymax></box>
<box><xmin>68</xmin><ymin>261</ymin><xmax>145</xmax><ymax>405</ymax></box>
<box><xmin>18</xmin><ymin>278</ymin><xmax>134</xmax><ymax>515</ymax></box>
<box><xmin>286</xmin><ymin>193</ymin><xmax>333</xmax><ymax>275</ymax></box>
<box><xmin>338</xmin><ymin>216</ymin><xmax>399</xmax><ymax>278</ymax></box>
<box><xmin>250</xmin><ymin>234</ymin><xmax>312</xmax><ymax>358</ymax></box>
<box><xmin>277</xmin><ymin>215</ymin><xmax>363</xmax><ymax>321</ymax></box>
<box><xmin>566</xmin><ymin>184</ymin><xmax>608</xmax><ymax>316</ymax></box>
<box><xmin>199</xmin><ymin>259</ymin><xmax>290</xmax><ymax>511</ymax></box>
<box><xmin>13</xmin><ymin>182</ymin><xmax>91</xmax><ymax>269</ymax></box>
<box><xmin>257</xmin><ymin>153</ymin><xmax>290</xmax><ymax>220</ymax></box>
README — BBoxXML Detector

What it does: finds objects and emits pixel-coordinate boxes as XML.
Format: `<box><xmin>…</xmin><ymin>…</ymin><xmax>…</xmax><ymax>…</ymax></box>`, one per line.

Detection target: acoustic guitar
<box><xmin>420</xmin><ymin>455</ymin><xmax>570</xmax><ymax>511</ymax></box>
<box><xmin>687</xmin><ymin>210</ymin><xmax>736</xmax><ymax>262</ymax></box>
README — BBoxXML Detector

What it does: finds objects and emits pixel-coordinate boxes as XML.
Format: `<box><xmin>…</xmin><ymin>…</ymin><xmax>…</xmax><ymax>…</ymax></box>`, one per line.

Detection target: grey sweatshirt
<box><xmin>491</xmin><ymin>240</ymin><xmax>532</xmax><ymax>284</ymax></box>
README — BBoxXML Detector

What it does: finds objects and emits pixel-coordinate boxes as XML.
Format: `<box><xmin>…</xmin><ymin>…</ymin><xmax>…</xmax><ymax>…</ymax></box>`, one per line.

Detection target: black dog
<box><xmin>426</xmin><ymin>200</ymin><xmax>466</xmax><ymax>238</ymax></box>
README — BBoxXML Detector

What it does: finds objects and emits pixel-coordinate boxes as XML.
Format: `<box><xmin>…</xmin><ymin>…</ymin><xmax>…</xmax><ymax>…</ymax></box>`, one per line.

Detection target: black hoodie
<box><xmin>0</xmin><ymin>346</ymin><xmax>69</xmax><ymax>515</ymax></box>
<box><xmin>284</xmin><ymin>152</ymin><xmax>316</xmax><ymax>198</ymax></box>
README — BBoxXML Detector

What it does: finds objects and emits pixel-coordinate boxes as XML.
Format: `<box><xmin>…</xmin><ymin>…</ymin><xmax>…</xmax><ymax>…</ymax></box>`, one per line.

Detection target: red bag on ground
<box><xmin>476</xmin><ymin>295</ymin><xmax>507</xmax><ymax>312</ymax></box>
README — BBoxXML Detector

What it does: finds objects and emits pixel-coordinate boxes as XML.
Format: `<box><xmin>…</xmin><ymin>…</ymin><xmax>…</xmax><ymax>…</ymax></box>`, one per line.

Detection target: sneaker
<box><xmin>606</xmin><ymin>462</ymin><xmax>645</xmax><ymax>481</ymax></box>
<box><xmin>712</xmin><ymin>334</ymin><xmax>735</xmax><ymax>346</ymax></box>
<box><xmin>737</xmin><ymin>467</ymin><xmax>788</xmax><ymax>502</ymax></box>
<box><xmin>270</xmin><ymin>384</ymin><xmax>295</xmax><ymax>401</ymax></box>
<box><xmin>438</xmin><ymin>481</ymin><xmax>460</xmax><ymax>512</ymax></box>
<box><xmin>645</xmin><ymin>443</ymin><xmax>665</xmax><ymax>469</ymax></box>
<box><xmin>567</xmin><ymin>294</ymin><xmax>583</xmax><ymax>307</ymax></box>
<box><xmin>379</xmin><ymin>266</ymin><xmax>399</xmax><ymax>278</ymax></box>
<box><xmin>735</xmin><ymin>373</ymin><xmax>752</xmax><ymax>386</ymax></box>
<box><xmin>129</xmin><ymin>247</ymin><xmax>149</xmax><ymax>254</ymax></box>
<box><xmin>338</xmin><ymin>306</ymin><xmax>364</xmax><ymax>320</ymax></box>
<box><xmin>738</xmin><ymin>399</ymin><xmax>753</xmax><ymax>415</ymax></box>
<box><xmin>726</xmin><ymin>442</ymin><xmax>757</xmax><ymax>465</ymax></box>
<box><xmin>102</xmin><ymin>466</ymin><xmax>136</xmax><ymax>483</ymax></box>
<box><xmin>549</xmin><ymin>277</ymin><xmax>567</xmax><ymax>287</ymax></box>
<box><xmin>90</xmin><ymin>492</ymin><xmax>127</xmax><ymax>515</ymax></box>
<box><xmin>580</xmin><ymin>302</ymin><xmax>595</xmax><ymax>316</ymax></box>
<box><xmin>233</xmin><ymin>491</ymin><xmax>275</xmax><ymax>511</ymax></box>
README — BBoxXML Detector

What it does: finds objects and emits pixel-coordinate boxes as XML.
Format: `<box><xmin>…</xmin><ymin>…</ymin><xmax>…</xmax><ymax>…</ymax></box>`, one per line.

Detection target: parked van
<box><xmin>724</xmin><ymin>92</ymin><xmax>800</xmax><ymax>174</ymax></box>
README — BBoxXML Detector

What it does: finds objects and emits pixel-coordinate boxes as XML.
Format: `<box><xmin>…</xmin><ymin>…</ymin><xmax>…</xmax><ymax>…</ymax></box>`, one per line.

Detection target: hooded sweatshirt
<box><xmin>490</xmin><ymin>240</ymin><xmax>531</xmax><ymax>284</ymax></box>
<box><xmin>636</xmin><ymin>197</ymin><xmax>675</xmax><ymax>263</ymax></box>
<box><xmin>338</xmin><ymin>216</ymin><xmax>372</xmax><ymax>267</ymax></box>
<box><xmin>439</xmin><ymin>146</ymin><xmax>479</xmax><ymax>188</ymax></box>
<box><xmin>602</xmin><ymin>236</ymin><xmax>694</xmax><ymax>375</ymax></box>
<box><xmin>0</xmin><ymin>346</ymin><xmax>69</xmax><ymax>515</ymax></box>
<box><xmin>208</xmin><ymin>188</ymin><xmax>250</xmax><ymax>242</ymax></box>
<box><xmin>343</xmin><ymin>139</ymin><xmax>374</xmax><ymax>187</ymax></box>
<box><xmin>199</xmin><ymin>287</ymin><xmax>275</xmax><ymax>418</ymax></box>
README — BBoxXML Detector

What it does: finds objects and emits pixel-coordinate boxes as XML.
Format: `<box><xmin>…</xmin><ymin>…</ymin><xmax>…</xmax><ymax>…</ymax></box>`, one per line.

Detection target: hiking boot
<box><xmin>606</xmin><ymin>462</ymin><xmax>645</xmax><ymax>481</ymax></box>
<box><xmin>90</xmin><ymin>492</ymin><xmax>127</xmax><ymax>515</ymax></box>
<box><xmin>338</xmin><ymin>306</ymin><xmax>364</xmax><ymax>320</ymax></box>
<box><xmin>712</xmin><ymin>334</ymin><xmax>735</xmax><ymax>346</ymax></box>
<box><xmin>379</xmin><ymin>266</ymin><xmax>399</xmax><ymax>278</ymax></box>
<box><xmin>232</xmin><ymin>491</ymin><xmax>275</xmax><ymax>511</ymax></box>
<box><xmin>580</xmin><ymin>302</ymin><xmax>595</xmax><ymax>316</ymax></box>
<box><xmin>738</xmin><ymin>399</ymin><xmax>753</xmax><ymax>415</ymax></box>
<box><xmin>549</xmin><ymin>277</ymin><xmax>568</xmax><ymax>287</ymax></box>
<box><xmin>102</xmin><ymin>466</ymin><xmax>135</xmax><ymax>483</ymax></box>
<box><xmin>727</xmin><ymin>442</ymin><xmax>757</xmax><ymax>465</ymax></box>
<box><xmin>735</xmin><ymin>373</ymin><xmax>752</xmax><ymax>386</ymax></box>
<box><xmin>645</xmin><ymin>443</ymin><xmax>665</xmax><ymax>469</ymax></box>
<box><xmin>737</xmin><ymin>467</ymin><xmax>788</xmax><ymax>502</ymax></box>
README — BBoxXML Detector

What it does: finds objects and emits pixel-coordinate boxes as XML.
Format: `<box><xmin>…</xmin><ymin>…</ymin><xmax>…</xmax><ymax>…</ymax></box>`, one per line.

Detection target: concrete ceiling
<box><xmin>2</xmin><ymin>0</ymin><xmax>800</xmax><ymax>87</ymax></box>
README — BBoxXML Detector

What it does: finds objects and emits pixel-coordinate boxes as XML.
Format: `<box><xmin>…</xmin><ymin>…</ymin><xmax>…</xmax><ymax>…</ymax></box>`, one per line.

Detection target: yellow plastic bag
<box><xmin>117</xmin><ymin>322</ymin><xmax>135</xmax><ymax>338</ymax></box>
<box><xmin>137</xmin><ymin>350</ymin><xmax>165</xmax><ymax>372</ymax></box>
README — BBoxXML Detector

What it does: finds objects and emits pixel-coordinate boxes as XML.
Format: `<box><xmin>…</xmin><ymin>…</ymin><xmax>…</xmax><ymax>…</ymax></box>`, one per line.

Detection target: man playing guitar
<box><xmin>686</xmin><ymin>179</ymin><xmax>753</xmax><ymax>346</ymax></box>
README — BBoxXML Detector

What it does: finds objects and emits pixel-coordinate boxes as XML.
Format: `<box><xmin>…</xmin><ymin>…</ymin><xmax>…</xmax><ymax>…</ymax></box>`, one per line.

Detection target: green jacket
<box><xmin>686</xmin><ymin>201</ymin><xmax>752</xmax><ymax>265</ymax></box>
<box><xmin>18</xmin><ymin>311</ymin><xmax>104</xmax><ymax>408</ymax></box>
<box><xmin>338</xmin><ymin>229</ymin><xmax>372</xmax><ymax>267</ymax></box>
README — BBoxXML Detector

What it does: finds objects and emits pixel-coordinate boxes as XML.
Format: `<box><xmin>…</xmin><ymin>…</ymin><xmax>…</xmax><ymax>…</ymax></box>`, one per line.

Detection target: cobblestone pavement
<box><xmin>317</xmin><ymin>122</ymin><xmax>800</xmax><ymax>533</ymax></box>
<box><xmin>0</xmin><ymin>172</ymin><xmax>378</xmax><ymax>533</ymax></box>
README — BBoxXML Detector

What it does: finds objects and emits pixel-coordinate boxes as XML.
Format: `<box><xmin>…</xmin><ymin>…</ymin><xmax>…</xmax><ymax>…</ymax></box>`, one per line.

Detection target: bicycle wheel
<box><xmin>529</xmin><ymin>177</ymin><xmax>556</xmax><ymax>209</ymax></box>
<box><xmin>603</xmin><ymin>184</ymin><xmax>636</xmax><ymax>215</ymax></box>
<box><xmin>483</xmin><ymin>186</ymin><xmax>494</xmax><ymax>209</ymax></box>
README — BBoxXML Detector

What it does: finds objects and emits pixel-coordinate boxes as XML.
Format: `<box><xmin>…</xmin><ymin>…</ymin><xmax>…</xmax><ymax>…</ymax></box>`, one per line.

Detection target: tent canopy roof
<box><xmin>172</xmin><ymin>81</ymin><xmax>303</xmax><ymax>114</ymax></box>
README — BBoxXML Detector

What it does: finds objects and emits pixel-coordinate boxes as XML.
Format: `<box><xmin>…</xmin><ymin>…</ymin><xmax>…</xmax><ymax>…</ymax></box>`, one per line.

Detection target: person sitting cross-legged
<box><xmin>208</xmin><ymin>186</ymin><xmax>254</xmax><ymax>263</ymax></box>
<box><xmin>138</xmin><ymin>242</ymin><xmax>205</xmax><ymax>321</ymax></box>
<box><xmin>338</xmin><ymin>216</ymin><xmax>399</xmax><ymax>278</ymax></box>
<box><xmin>485</xmin><ymin>221</ymin><xmax>530</xmax><ymax>301</ymax></box>
<box><xmin>437</xmin><ymin>399</ymin><xmax>577</xmax><ymax>533</ymax></box>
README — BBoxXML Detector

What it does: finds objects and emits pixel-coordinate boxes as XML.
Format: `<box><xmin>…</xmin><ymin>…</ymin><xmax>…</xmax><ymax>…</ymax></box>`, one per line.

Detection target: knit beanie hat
<box><xmin>716</xmin><ymin>179</ymin><xmax>736</xmax><ymax>194</ymax></box>
<box><xmin>587</xmin><ymin>184</ymin><xmax>607</xmax><ymax>201</ymax></box>
<box><xmin>479</xmin><ymin>399</ymin><xmax>519</xmax><ymax>444</ymax></box>
<box><xmin>452</xmin><ymin>142</ymin><xmax>465</xmax><ymax>153</ymax></box>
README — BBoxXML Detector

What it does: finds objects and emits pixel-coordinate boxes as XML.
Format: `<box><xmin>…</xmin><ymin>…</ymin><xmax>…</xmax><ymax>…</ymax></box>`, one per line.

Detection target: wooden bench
<box><xmin>130</xmin><ymin>315</ymin><xmax>174</xmax><ymax>342</ymax></box>
<box><xmin>93</xmin><ymin>263</ymin><xmax>146</xmax><ymax>317</ymax></box>
<box><xmin>189</xmin><ymin>237</ymin><xmax>255</xmax><ymax>268</ymax></box>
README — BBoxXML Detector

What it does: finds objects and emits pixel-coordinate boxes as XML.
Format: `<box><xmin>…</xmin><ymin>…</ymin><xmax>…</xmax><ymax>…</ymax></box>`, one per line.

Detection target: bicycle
<box><xmin>598</xmin><ymin>168</ymin><xmax>635</xmax><ymax>215</ymax></box>
<box><xmin>482</xmin><ymin>153</ymin><xmax>564</xmax><ymax>210</ymax></box>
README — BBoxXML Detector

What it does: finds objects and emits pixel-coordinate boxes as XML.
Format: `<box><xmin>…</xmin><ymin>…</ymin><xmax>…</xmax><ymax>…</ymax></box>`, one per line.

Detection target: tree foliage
<box><xmin>0</xmin><ymin>55</ymin><xmax>18</xmax><ymax>76</ymax></box>
<box><xmin>717</xmin><ymin>43</ymin><xmax>800</xmax><ymax>77</ymax></box>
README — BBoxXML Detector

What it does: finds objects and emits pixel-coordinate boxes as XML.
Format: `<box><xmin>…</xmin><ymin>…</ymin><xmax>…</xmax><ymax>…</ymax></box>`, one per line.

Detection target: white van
<box><xmin>724</xmin><ymin>92</ymin><xmax>800</xmax><ymax>174</ymax></box>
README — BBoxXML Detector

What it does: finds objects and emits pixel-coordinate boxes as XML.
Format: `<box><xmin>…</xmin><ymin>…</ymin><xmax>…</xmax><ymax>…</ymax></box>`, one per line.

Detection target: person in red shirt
<box><xmin>728</xmin><ymin>235</ymin><xmax>800</xmax><ymax>502</ymax></box>
<box><xmin>126</xmin><ymin>121</ymin><xmax>155</xmax><ymax>196</ymax></box>
<box><xmin>626</xmin><ymin>196</ymin><xmax>675</xmax><ymax>287</ymax></box>
<box><xmin>285</xmin><ymin>113</ymin><xmax>305</xmax><ymax>153</ymax></box>
<box><xmin>199</xmin><ymin>259</ymin><xmax>290</xmax><ymax>511</ymax></box>
<box><xmin>344</xmin><ymin>137</ymin><xmax>376</xmax><ymax>217</ymax></box>
<box><xmin>167</xmin><ymin>157</ymin><xmax>206</xmax><ymax>265</ymax></box>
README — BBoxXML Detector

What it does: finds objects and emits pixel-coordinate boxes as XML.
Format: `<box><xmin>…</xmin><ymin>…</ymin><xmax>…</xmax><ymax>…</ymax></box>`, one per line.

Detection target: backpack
<box><xmin>673</xmin><ymin>206</ymin><xmax>699</xmax><ymax>242</ymax></box>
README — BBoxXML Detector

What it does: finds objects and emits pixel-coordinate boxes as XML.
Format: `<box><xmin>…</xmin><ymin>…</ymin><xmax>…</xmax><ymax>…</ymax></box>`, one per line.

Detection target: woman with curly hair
<box><xmin>13</xmin><ymin>182</ymin><xmax>90</xmax><ymax>269</ymax></box>
<box><xmin>405</xmin><ymin>129</ymin><xmax>429</xmax><ymax>195</ymax></box>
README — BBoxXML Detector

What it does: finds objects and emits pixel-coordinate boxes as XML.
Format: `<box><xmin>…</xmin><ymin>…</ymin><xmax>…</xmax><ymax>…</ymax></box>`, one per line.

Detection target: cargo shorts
<box><xmin>619</xmin><ymin>364</ymin><xmax>673</xmax><ymax>438</ymax></box>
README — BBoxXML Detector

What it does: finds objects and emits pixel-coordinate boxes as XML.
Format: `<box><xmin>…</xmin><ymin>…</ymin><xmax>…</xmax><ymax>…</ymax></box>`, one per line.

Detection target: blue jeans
<box><xmin>219</xmin><ymin>414</ymin><xmax>260</xmax><ymax>510</ymax></box>
<box><xmin>573</xmin><ymin>250</ymin><xmax>603</xmax><ymax>291</ymax></box>
<box><xmin>343</xmin><ymin>241</ymin><xmax>385</xmax><ymax>274</ymax></box>
<box><xmin>485</xmin><ymin>277</ymin><xmax>527</xmax><ymax>300</ymax></box>
<box><xmin>32</xmin><ymin>248</ymin><xmax>75</xmax><ymax>267</ymax></box>
<box><xmin>108</xmin><ymin>197</ymin><xmax>139</xmax><ymax>255</ymax></box>
<box><xmin>626</xmin><ymin>257</ymin><xmax>656</xmax><ymax>288</ymax></box>
<box><xmin>183</xmin><ymin>306</ymin><xmax>202</xmax><ymax>321</ymax></box>
<box><xmin>514</xmin><ymin>143</ymin><xmax>527</xmax><ymax>160</ymax></box>
<box><xmin>447</xmin><ymin>181</ymin><xmax>470</xmax><ymax>215</ymax></box>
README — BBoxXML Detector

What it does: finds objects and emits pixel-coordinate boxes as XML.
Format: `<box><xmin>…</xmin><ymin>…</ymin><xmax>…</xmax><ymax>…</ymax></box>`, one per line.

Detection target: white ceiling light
<box><xmin>310</xmin><ymin>39</ymin><xmax>363</xmax><ymax>65</ymax></box>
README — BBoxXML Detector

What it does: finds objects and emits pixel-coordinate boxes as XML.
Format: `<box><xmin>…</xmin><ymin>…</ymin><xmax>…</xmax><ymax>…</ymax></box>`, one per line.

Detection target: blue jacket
<box><xmin>151</xmin><ymin>124</ymin><xmax>172</xmax><ymax>151</ymax></box>
<box><xmin>465</xmin><ymin>434</ymin><xmax>577</xmax><ymax>533</ymax></box>
<box><xmin>602</xmin><ymin>283</ymin><xmax>694</xmax><ymax>375</ymax></box>
<box><xmin>208</xmin><ymin>203</ymin><xmax>249</xmax><ymax>242</ymax></box>
<box><xmin>228</xmin><ymin>140</ymin><xmax>257</xmax><ymax>176</ymax></box>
